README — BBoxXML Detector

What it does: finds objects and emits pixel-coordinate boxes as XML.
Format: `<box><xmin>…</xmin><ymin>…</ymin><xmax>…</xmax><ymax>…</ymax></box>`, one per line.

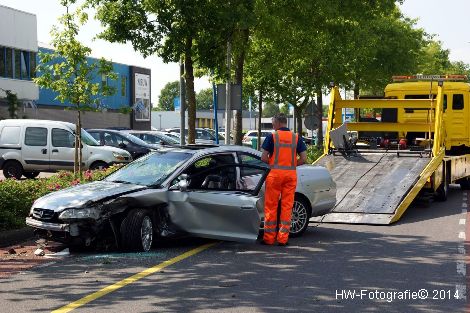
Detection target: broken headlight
<box><xmin>59</xmin><ymin>206</ymin><xmax>101</xmax><ymax>220</ymax></box>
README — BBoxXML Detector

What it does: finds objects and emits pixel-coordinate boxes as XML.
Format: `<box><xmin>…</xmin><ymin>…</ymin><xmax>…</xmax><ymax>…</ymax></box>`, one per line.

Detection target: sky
<box><xmin>0</xmin><ymin>0</ymin><xmax>469</xmax><ymax>104</ymax></box>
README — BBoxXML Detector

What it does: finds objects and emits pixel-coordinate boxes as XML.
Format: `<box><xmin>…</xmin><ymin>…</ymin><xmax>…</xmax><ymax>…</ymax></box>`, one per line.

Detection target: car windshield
<box><xmin>104</xmin><ymin>151</ymin><xmax>191</xmax><ymax>186</ymax></box>
<box><xmin>123</xmin><ymin>133</ymin><xmax>152</xmax><ymax>146</ymax></box>
<box><xmin>81</xmin><ymin>130</ymin><xmax>100</xmax><ymax>146</ymax></box>
<box><xmin>67</xmin><ymin>127</ymin><xmax>100</xmax><ymax>146</ymax></box>
<box><xmin>160</xmin><ymin>134</ymin><xmax>179</xmax><ymax>144</ymax></box>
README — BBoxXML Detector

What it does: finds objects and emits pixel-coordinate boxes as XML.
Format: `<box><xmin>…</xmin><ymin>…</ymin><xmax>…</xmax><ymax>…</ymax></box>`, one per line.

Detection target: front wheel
<box><xmin>289</xmin><ymin>195</ymin><xmax>311</xmax><ymax>238</ymax></box>
<box><xmin>89</xmin><ymin>161</ymin><xmax>108</xmax><ymax>171</ymax></box>
<box><xmin>120</xmin><ymin>209</ymin><xmax>154</xmax><ymax>252</ymax></box>
<box><xmin>3</xmin><ymin>161</ymin><xmax>23</xmax><ymax>179</ymax></box>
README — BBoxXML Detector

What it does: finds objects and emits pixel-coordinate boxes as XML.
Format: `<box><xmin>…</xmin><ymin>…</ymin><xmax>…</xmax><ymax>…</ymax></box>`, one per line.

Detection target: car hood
<box><xmin>89</xmin><ymin>145</ymin><xmax>131</xmax><ymax>156</ymax></box>
<box><xmin>33</xmin><ymin>181</ymin><xmax>146</xmax><ymax>212</ymax></box>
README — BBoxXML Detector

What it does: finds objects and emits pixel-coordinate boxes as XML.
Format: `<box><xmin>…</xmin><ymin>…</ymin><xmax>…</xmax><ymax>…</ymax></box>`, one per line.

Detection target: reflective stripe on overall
<box><xmin>263</xmin><ymin>130</ymin><xmax>298</xmax><ymax>244</ymax></box>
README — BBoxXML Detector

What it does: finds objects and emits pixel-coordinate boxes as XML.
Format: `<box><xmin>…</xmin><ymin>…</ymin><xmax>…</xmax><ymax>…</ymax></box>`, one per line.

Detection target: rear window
<box><xmin>0</xmin><ymin>126</ymin><xmax>21</xmax><ymax>145</ymax></box>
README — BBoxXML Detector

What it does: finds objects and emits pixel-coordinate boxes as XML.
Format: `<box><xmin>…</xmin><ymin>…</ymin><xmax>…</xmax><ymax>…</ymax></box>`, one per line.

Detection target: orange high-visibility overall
<box><xmin>263</xmin><ymin>130</ymin><xmax>298</xmax><ymax>245</ymax></box>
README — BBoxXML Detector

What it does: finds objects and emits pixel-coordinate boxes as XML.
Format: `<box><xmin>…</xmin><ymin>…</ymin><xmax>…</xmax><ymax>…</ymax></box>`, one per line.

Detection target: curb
<box><xmin>0</xmin><ymin>227</ymin><xmax>35</xmax><ymax>248</ymax></box>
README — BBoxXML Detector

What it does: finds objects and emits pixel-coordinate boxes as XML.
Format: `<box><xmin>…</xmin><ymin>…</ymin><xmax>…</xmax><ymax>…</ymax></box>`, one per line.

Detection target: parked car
<box><xmin>166</xmin><ymin>127</ymin><xmax>217</xmax><ymax>144</ymax></box>
<box><xmin>124</xmin><ymin>130</ymin><xmax>180</xmax><ymax>146</ymax></box>
<box><xmin>87</xmin><ymin>129</ymin><xmax>159</xmax><ymax>160</ymax></box>
<box><xmin>0</xmin><ymin>119</ymin><xmax>132</xmax><ymax>179</ymax></box>
<box><xmin>205</xmin><ymin>128</ymin><xmax>226</xmax><ymax>141</ymax></box>
<box><xmin>25</xmin><ymin>145</ymin><xmax>336</xmax><ymax>252</ymax></box>
<box><xmin>242</xmin><ymin>130</ymin><xmax>273</xmax><ymax>147</ymax></box>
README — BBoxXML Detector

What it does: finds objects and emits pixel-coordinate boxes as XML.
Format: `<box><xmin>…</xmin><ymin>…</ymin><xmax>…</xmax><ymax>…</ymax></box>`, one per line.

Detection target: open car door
<box><xmin>168</xmin><ymin>163</ymin><xmax>269</xmax><ymax>242</ymax></box>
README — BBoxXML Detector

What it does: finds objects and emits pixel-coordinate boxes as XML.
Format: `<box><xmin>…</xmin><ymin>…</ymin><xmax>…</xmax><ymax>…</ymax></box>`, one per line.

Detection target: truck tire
<box><xmin>435</xmin><ymin>177</ymin><xmax>449</xmax><ymax>201</ymax></box>
<box><xmin>120</xmin><ymin>209</ymin><xmax>153</xmax><ymax>252</ymax></box>
<box><xmin>289</xmin><ymin>195</ymin><xmax>312</xmax><ymax>238</ymax></box>
<box><xmin>459</xmin><ymin>177</ymin><xmax>470</xmax><ymax>190</ymax></box>
<box><xmin>435</xmin><ymin>168</ymin><xmax>449</xmax><ymax>201</ymax></box>
<box><xmin>23</xmin><ymin>171</ymin><xmax>40</xmax><ymax>179</ymax></box>
<box><xmin>3</xmin><ymin>161</ymin><xmax>23</xmax><ymax>179</ymax></box>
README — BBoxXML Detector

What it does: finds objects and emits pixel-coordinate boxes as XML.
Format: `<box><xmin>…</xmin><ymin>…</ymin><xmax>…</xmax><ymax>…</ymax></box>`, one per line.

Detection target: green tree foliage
<box><xmin>34</xmin><ymin>0</ymin><xmax>116</xmax><ymax>176</ymax></box>
<box><xmin>262</xmin><ymin>101</ymin><xmax>280</xmax><ymax>118</ymax></box>
<box><xmin>157</xmin><ymin>81</ymin><xmax>179</xmax><ymax>111</ymax></box>
<box><xmin>196</xmin><ymin>88</ymin><xmax>213</xmax><ymax>110</ymax></box>
<box><xmin>417</xmin><ymin>40</ymin><xmax>452</xmax><ymax>75</ymax></box>
<box><xmin>245</xmin><ymin>0</ymin><xmax>423</xmax><ymax>147</ymax></box>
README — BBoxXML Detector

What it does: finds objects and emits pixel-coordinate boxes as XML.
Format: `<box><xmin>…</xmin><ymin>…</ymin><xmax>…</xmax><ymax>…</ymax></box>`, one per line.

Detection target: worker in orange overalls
<box><xmin>261</xmin><ymin>113</ymin><xmax>307</xmax><ymax>246</ymax></box>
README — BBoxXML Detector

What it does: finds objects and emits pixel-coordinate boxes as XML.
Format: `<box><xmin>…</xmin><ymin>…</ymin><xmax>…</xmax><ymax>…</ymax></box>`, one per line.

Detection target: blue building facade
<box><xmin>37</xmin><ymin>47</ymin><xmax>131</xmax><ymax>110</ymax></box>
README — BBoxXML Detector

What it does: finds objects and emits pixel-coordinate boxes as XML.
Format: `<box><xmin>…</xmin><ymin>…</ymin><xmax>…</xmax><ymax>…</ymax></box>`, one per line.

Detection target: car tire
<box><xmin>120</xmin><ymin>209</ymin><xmax>153</xmax><ymax>252</ymax></box>
<box><xmin>3</xmin><ymin>161</ymin><xmax>23</xmax><ymax>179</ymax></box>
<box><xmin>90</xmin><ymin>161</ymin><xmax>108</xmax><ymax>171</ymax></box>
<box><xmin>289</xmin><ymin>195</ymin><xmax>311</xmax><ymax>238</ymax></box>
<box><xmin>23</xmin><ymin>171</ymin><xmax>40</xmax><ymax>179</ymax></box>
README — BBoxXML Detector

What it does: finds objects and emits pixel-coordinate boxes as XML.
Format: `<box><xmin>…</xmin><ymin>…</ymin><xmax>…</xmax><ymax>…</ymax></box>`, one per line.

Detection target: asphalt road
<box><xmin>0</xmin><ymin>185</ymin><xmax>468</xmax><ymax>313</ymax></box>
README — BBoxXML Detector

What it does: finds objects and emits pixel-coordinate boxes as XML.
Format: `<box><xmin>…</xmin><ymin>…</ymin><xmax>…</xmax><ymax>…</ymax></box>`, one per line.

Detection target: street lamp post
<box><xmin>159</xmin><ymin>114</ymin><xmax>162</xmax><ymax>130</ymax></box>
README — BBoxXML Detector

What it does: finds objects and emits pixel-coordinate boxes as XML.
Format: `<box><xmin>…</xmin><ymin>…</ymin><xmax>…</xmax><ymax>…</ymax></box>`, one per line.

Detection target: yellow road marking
<box><xmin>52</xmin><ymin>242</ymin><xmax>217</xmax><ymax>313</ymax></box>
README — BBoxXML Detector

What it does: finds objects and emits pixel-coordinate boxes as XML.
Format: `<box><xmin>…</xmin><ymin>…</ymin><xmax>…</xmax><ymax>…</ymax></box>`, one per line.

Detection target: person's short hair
<box><xmin>272</xmin><ymin>113</ymin><xmax>287</xmax><ymax>124</ymax></box>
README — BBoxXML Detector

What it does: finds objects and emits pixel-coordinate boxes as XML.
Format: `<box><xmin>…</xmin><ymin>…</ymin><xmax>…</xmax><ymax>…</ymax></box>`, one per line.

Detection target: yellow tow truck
<box><xmin>315</xmin><ymin>75</ymin><xmax>470</xmax><ymax>224</ymax></box>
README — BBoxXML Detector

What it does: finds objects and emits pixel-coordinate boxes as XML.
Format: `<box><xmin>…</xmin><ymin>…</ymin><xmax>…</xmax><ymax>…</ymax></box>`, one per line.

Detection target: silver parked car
<box><xmin>25</xmin><ymin>145</ymin><xmax>336</xmax><ymax>252</ymax></box>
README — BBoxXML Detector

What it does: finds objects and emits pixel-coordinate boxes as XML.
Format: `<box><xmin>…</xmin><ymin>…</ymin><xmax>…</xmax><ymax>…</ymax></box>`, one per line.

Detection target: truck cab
<box><xmin>384</xmin><ymin>75</ymin><xmax>470</xmax><ymax>153</ymax></box>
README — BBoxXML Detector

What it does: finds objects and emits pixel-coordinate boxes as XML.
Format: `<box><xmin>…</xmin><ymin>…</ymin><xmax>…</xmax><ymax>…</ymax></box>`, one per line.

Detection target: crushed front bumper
<box><xmin>25</xmin><ymin>217</ymin><xmax>73</xmax><ymax>234</ymax></box>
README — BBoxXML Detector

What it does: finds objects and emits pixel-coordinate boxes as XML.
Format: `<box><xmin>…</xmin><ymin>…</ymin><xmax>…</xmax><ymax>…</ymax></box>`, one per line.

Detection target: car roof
<box><xmin>0</xmin><ymin>119</ymin><xmax>76</xmax><ymax>129</ymax></box>
<box><xmin>87</xmin><ymin>129</ymin><xmax>122</xmax><ymax>133</ymax></box>
<box><xmin>158</xmin><ymin>144</ymin><xmax>262</xmax><ymax>157</ymax></box>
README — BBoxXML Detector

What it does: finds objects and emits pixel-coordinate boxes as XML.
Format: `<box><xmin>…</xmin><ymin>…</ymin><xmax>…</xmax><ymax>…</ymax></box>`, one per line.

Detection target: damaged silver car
<box><xmin>26</xmin><ymin>145</ymin><xmax>336</xmax><ymax>252</ymax></box>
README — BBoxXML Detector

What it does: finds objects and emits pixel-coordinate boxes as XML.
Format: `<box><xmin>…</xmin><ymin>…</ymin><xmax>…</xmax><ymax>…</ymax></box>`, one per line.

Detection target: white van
<box><xmin>0</xmin><ymin>119</ymin><xmax>132</xmax><ymax>179</ymax></box>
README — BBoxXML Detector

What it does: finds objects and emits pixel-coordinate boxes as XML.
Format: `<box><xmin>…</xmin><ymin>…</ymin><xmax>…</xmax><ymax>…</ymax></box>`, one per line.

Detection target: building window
<box><xmin>5</xmin><ymin>48</ymin><xmax>12</xmax><ymax>78</ymax></box>
<box><xmin>121</xmin><ymin>75</ymin><xmax>127</xmax><ymax>97</ymax></box>
<box><xmin>20</xmin><ymin>51</ymin><xmax>29</xmax><ymax>79</ymax></box>
<box><xmin>14</xmin><ymin>49</ymin><xmax>20</xmax><ymax>79</ymax></box>
<box><xmin>30</xmin><ymin>51</ymin><xmax>36</xmax><ymax>78</ymax></box>
<box><xmin>0</xmin><ymin>47</ymin><xmax>5</xmax><ymax>77</ymax></box>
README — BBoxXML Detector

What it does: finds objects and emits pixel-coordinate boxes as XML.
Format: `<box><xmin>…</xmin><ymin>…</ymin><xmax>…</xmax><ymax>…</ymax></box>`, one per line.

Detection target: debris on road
<box><xmin>34</xmin><ymin>248</ymin><xmax>45</xmax><ymax>256</ymax></box>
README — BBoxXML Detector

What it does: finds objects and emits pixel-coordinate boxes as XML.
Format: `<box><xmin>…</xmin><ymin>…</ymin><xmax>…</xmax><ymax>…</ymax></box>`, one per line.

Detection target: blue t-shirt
<box><xmin>261</xmin><ymin>128</ymin><xmax>307</xmax><ymax>155</ymax></box>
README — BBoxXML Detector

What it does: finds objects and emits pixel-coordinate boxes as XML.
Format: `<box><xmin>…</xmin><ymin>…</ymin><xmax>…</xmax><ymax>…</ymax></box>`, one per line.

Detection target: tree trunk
<box><xmin>353</xmin><ymin>82</ymin><xmax>360</xmax><ymax>99</ymax></box>
<box><xmin>294</xmin><ymin>105</ymin><xmax>302</xmax><ymax>135</ymax></box>
<box><xmin>184</xmin><ymin>37</ymin><xmax>196</xmax><ymax>144</ymax></box>
<box><xmin>233</xmin><ymin>29</ymin><xmax>250</xmax><ymax>146</ymax></box>
<box><xmin>78</xmin><ymin>110</ymin><xmax>82</xmax><ymax>179</ymax></box>
<box><xmin>316</xmin><ymin>90</ymin><xmax>323</xmax><ymax>148</ymax></box>
<box><xmin>74</xmin><ymin>112</ymin><xmax>79</xmax><ymax>177</ymax></box>
<box><xmin>354</xmin><ymin>83</ymin><xmax>360</xmax><ymax>122</ymax></box>
<box><xmin>257</xmin><ymin>90</ymin><xmax>263</xmax><ymax>150</ymax></box>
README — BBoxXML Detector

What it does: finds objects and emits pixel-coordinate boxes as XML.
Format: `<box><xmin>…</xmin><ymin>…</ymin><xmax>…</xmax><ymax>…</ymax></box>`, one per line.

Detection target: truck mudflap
<box><xmin>312</xmin><ymin>151</ymin><xmax>436</xmax><ymax>224</ymax></box>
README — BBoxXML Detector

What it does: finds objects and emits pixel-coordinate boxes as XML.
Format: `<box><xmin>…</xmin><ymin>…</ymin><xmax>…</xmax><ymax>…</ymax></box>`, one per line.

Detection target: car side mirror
<box><xmin>118</xmin><ymin>143</ymin><xmax>127</xmax><ymax>149</ymax></box>
<box><xmin>178</xmin><ymin>174</ymin><xmax>188</xmax><ymax>192</ymax></box>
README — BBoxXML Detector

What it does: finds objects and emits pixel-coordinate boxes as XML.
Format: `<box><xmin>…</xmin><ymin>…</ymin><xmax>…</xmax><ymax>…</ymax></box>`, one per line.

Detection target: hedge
<box><xmin>0</xmin><ymin>166</ymin><xmax>121</xmax><ymax>231</ymax></box>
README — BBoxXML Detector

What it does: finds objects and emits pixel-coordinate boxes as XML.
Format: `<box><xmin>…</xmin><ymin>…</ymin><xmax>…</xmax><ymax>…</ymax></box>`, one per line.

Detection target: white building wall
<box><xmin>0</xmin><ymin>78</ymin><xmax>38</xmax><ymax>100</ymax></box>
<box><xmin>151</xmin><ymin>111</ymin><xmax>188</xmax><ymax>130</ymax></box>
<box><xmin>0</xmin><ymin>5</ymin><xmax>38</xmax><ymax>100</ymax></box>
<box><xmin>0</xmin><ymin>6</ymin><xmax>37</xmax><ymax>51</ymax></box>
